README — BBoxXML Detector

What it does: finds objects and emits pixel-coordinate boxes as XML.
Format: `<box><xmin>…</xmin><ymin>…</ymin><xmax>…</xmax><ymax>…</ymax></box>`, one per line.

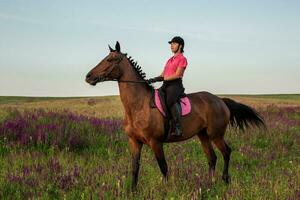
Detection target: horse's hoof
<box><xmin>163</xmin><ymin>176</ymin><xmax>169</xmax><ymax>184</ymax></box>
<box><xmin>222</xmin><ymin>174</ymin><xmax>231</xmax><ymax>184</ymax></box>
<box><xmin>131</xmin><ymin>185</ymin><xmax>137</xmax><ymax>193</ymax></box>
<box><xmin>160</xmin><ymin>175</ymin><xmax>168</xmax><ymax>184</ymax></box>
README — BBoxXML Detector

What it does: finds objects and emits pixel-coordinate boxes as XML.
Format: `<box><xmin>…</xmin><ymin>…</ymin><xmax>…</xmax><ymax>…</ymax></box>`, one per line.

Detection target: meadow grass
<box><xmin>0</xmin><ymin>96</ymin><xmax>124</xmax><ymax>120</ymax></box>
<box><xmin>0</xmin><ymin>95</ymin><xmax>299</xmax><ymax>199</ymax></box>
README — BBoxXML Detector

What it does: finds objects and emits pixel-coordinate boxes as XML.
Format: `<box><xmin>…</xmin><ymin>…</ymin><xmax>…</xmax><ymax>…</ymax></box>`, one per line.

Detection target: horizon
<box><xmin>1</xmin><ymin>0</ymin><xmax>299</xmax><ymax>96</ymax></box>
<box><xmin>1</xmin><ymin>93</ymin><xmax>300</xmax><ymax>98</ymax></box>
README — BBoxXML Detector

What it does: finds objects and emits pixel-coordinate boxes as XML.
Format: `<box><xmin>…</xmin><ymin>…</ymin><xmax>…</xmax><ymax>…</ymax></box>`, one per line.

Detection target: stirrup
<box><xmin>170</xmin><ymin>124</ymin><xmax>182</xmax><ymax>136</ymax></box>
<box><xmin>170</xmin><ymin>121</ymin><xmax>182</xmax><ymax>136</ymax></box>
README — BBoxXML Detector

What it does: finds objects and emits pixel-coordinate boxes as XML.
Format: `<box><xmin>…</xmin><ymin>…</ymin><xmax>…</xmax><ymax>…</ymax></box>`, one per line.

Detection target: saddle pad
<box><xmin>154</xmin><ymin>89</ymin><xmax>191</xmax><ymax>117</ymax></box>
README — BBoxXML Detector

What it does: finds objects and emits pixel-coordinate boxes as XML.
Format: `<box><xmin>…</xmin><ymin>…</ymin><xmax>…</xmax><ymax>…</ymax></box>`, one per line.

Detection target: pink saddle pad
<box><xmin>154</xmin><ymin>89</ymin><xmax>191</xmax><ymax>117</ymax></box>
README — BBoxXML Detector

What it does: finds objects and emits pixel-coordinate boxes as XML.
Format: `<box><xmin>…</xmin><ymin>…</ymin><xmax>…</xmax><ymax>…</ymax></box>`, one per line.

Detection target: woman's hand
<box><xmin>147</xmin><ymin>76</ymin><xmax>164</xmax><ymax>84</ymax></box>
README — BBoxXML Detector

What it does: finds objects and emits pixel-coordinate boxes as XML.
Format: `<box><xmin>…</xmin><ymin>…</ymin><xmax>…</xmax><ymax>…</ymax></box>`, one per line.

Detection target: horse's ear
<box><xmin>115</xmin><ymin>41</ymin><xmax>120</xmax><ymax>52</ymax></box>
<box><xmin>108</xmin><ymin>45</ymin><xmax>114</xmax><ymax>52</ymax></box>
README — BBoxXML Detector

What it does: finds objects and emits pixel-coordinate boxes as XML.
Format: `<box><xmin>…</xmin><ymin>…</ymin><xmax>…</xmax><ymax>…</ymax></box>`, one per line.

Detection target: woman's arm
<box><xmin>163</xmin><ymin>67</ymin><xmax>185</xmax><ymax>81</ymax></box>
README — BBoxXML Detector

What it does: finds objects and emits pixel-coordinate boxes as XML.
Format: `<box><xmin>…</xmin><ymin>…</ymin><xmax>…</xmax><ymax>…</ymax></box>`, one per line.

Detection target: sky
<box><xmin>0</xmin><ymin>0</ymin><xmax>299</xmax><ymax>97</ymax></box>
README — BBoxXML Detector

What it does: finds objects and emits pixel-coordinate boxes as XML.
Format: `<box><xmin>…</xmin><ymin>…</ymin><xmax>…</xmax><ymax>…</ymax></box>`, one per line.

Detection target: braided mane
<box><xmin>124</xmin><ymin>54</ymin><xmax>154</xmax><ymax>90</ymax></box>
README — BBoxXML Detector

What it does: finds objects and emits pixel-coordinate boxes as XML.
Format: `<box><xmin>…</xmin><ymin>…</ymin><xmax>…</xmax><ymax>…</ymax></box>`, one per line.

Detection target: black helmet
<box><xmin>168</xmin><ymin>36</ymin><xmax>184</xmax><ymax>52</ymax></box>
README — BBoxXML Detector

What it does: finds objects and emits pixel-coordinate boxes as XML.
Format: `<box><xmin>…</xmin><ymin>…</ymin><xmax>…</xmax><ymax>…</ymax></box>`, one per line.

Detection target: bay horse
<box><xmin>85</xmin><ymin>41</ymin><xmax>265</xmax><ymax>191</ymax></box>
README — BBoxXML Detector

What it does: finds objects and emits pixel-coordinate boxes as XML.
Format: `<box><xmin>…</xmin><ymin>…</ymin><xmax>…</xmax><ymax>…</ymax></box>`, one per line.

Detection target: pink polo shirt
<box><xmin>163</xmin><ymin>53</ymin><xmax>188</xmax><ymax>78</ymax></box>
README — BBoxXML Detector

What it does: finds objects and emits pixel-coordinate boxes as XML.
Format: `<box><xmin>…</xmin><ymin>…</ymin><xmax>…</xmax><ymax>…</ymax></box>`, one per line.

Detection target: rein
<box><xmin>114</xmin><ymin>79</ymin><xmax>147</xmax><ymax>83</ymax></box>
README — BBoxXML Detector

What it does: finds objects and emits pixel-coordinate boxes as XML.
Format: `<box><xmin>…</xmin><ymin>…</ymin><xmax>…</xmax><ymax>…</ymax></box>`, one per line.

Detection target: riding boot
<box><xmin>170</xmin><ymin>102</ymin><xmax>182</xmax><ymax>136</ymax></box>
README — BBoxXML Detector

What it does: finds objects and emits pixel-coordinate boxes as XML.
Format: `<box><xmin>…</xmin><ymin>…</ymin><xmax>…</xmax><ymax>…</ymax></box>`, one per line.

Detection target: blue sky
<box><xmin>0</xmin><ymin>0</ymin><xmax>299</xmax><ymax>96</ymax></box>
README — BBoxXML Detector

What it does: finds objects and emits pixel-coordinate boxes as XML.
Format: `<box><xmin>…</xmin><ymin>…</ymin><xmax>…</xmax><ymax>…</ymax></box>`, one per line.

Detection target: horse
<box><xmin>85</xmin><ymin>41</ymin><xmax>266</xmax><ymax>191</ymax></box>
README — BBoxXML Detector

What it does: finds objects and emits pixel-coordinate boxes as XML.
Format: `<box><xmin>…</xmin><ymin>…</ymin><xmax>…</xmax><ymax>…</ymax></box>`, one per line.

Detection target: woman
<box><xmin>148</xmin><ymin>36</ymin><xmax>188</xmax><ymax>136</ymax></box>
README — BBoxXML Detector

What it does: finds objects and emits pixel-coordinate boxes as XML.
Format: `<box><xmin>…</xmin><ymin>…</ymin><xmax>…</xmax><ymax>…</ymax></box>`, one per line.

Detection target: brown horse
<box><xmin>85</xmin><ymin>41</ymin><xmax>265</xmax><ymax>191</ymax></box>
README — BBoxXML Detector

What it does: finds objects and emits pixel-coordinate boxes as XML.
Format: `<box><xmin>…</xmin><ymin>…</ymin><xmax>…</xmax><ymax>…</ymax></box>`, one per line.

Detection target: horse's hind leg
<box><xmin>197</xmin><ymin>128</ymin><xmax>217</xmax><ymax>179</ymax></box>
<box><xmin>212</xmin><ymin>137</ymin><xmax>232</xmax><ymax>184</ymax></box>
<box><xmin>149</xmin><ymin>140</ymin><xmax>168</xmax><ymax>182</ymax></box>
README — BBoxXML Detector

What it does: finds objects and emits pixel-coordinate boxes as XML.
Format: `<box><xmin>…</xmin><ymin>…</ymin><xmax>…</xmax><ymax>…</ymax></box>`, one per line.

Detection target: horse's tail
<box><xmin>222</xmin><ymin>98</ymin><xmax>266</xmax><ymax>131</ymax></box>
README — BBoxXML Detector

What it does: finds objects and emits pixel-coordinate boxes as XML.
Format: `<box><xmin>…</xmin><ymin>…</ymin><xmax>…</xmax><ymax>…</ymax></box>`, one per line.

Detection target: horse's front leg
<box><xmin>149</xmin><ymin>140</ymin><xmax>169</xmax><ymax>183</ymax></box>
<box><xmin>128</xmin><ymin>137</ymin><xmax>143</xmax><ymax>192</ymax></box>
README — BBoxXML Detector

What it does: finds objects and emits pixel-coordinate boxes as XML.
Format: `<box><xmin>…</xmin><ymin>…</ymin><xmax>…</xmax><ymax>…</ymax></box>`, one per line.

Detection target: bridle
<box><xmin>100</xmin><ymin>53</ymin><xmax>148</xmax><ymax>83</ymax></box>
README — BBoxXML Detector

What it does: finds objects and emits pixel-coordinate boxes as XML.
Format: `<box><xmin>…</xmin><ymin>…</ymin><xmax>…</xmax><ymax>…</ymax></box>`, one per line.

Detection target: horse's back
<box><xmin>187</xmin><ymin>91</ymin><xmax>221</xmax><ymax>102</ymax></box>
<box><xmin>187</xmin><ymin>91</ymin><xmax>230</xmax><ymax>136</ymax></box>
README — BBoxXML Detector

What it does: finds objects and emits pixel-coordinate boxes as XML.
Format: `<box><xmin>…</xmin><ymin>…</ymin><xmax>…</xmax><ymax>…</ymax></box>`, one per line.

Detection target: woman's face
<box><xmin>170</xmin><ymin>42</ymin><xmax>181</xmax><ymax>53</ymax></box>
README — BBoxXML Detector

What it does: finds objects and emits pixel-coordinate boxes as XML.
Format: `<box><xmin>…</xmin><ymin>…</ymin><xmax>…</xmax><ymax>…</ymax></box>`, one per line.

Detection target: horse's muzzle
<box><xmin>85</xmin><ymin>74</ymin><xmax>99</xmax><ymax>85</ymax></box>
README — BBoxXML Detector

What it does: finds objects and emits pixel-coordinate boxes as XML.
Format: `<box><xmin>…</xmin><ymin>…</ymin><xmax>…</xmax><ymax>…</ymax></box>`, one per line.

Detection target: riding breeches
<box><xmin>160</xmin><ymin>78</ymin><xmax>185</xmax><ymax>109</ymax></box>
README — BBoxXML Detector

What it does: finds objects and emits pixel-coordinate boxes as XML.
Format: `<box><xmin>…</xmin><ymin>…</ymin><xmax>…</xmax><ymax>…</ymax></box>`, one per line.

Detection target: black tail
<box><xmin>222</xmin><ymin>98</ymin><xmax>266</xmax><ymax>131</ymax></box>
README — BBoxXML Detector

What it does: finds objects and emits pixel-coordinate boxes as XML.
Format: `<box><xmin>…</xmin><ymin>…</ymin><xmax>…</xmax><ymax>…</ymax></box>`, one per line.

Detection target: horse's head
<box><xmin>86</xmin><ymin>41</ymin><xmax>125</xmax><ymax>86</ymax></box>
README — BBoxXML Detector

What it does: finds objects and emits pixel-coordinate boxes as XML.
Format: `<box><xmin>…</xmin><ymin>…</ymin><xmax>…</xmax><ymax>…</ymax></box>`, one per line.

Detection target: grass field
<box><xmin>0</xmin><ymin>95</ymin><xmax>299</xmax><ymax>199</ymax></box>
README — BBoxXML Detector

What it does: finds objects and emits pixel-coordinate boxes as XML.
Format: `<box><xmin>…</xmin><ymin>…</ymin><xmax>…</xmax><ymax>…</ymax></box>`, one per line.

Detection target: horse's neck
<box><xmin>118</xmin><ymin>65</ymin><xmax>151</xmax><ymax>115</ymax></box>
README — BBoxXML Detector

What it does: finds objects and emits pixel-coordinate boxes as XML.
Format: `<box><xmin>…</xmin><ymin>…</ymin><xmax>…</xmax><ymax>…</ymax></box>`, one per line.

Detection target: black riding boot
<box><xmin>170</xmin><ymin>102</ymin><xmax>182</xmax><ymax>136</ymax></box>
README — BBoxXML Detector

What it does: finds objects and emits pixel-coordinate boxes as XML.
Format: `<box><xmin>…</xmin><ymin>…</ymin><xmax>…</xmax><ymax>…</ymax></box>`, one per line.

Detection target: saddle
<box><xmin>150</xmin><ymin>88</ymin><xmax>191</xmax><ymax>140</ymax></box>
